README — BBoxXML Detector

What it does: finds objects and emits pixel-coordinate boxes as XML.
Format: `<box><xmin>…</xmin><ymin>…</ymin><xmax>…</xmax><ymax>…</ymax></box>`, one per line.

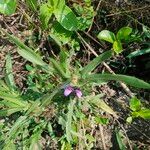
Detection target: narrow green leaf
<box><xmin>5</xmin><ymin>54</ymin><xmax>16</xmax><ymax>91</ymax></box>
<box><xmin>0</xmin><ymin>108</ymin><xmax>23</xmax><ymax>117</ymax></box>
<box><xmin>81</xmin><ymin>50</ymin><xmax>112</xmax><ymax>77</ymax></box>
<box><xmin>40</xmin><ymin>3</ymin><xmax>53</xmax><ymax>29</ymax></box>
<box><xmin>54</xmin><ymin>5</ymin><xmax>78</xmax><ymax>31</ymax></box>
<box><xmin>0</xmin><ymin>0</ymin><xmax>17</xmax><ymax>15</ymax></box>
<box><xmin>8</xmin><ymin>116</ymin><xmax>28</xmax><ymax>140</ymax></box>
<box><xmin>1</xmin><ymin>28</ymin><xmax>47</xmax><ymax>66</ymax></box>
<box><xmin>86</xmin><ymin>73</ymin><xmax>150</xmax><ymax>89</ymax></box>
<box><xmin>66</xmin><ymin>100</ymin><xmax>75</xmax><ymax>142</ymax></box>
<box><xmin>113</xmin><ymin>40</ymin><xmax>123</xmax><ymax>54</ymax></box>
<box><xmin>117</xmin><ymin>27</ymin><xmax>132</xmax><ymax>40</ymax></box>
<box><xmin>97</xmin><ymin>30</ymin><xmax>116</xmax><ymax>43</ymax></box>
<box><xmin>0</xmin><ymin>92</ymin><xmax>27</xmax><ymax>107</ymax></box>
<box><xmin>127</xmin><ymin>47</ymin><xmax>150</xmax><ymax>58</ymax></box>
<box><xmin>29</xmin><ymin>123</ymin><xmax>45</xmax><ymax>150</ymax></box>
<box><xmin>115</xmin><ymin>130</ymin><xmax>126</xmax><ymax>150</ymax></box>
<box><xmin>40</xmin><ymin>87</ymin><xmax>61</xmax><ymax>107</ymax></box>
<box><xmin>25</xmin><ymin>0</ymin><xmax>37</xmax><ymax>11</ymax></box>
<box><xmin>129</xmin><ymin>97</ymin><xmax>141</xmax><ymax>111</ymax></box>
<box><xmin>50</xmin><ymin>58</ymin><xmax>69</xmax><ymax>79</ymax></box>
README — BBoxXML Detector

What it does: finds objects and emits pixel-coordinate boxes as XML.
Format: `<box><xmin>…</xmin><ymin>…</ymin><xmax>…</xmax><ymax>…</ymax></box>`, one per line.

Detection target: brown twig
<box><xmin>77</xmin><ymin>32</ymin><xmax>134</xmax><ymax>98</ymax></box>
<box><xmin>99</xmin><ymin>125</ymin><xmax>107</xmax><ymax>150</ymax></box>
<box><xmin>87</xmin><ymin>0</ymin><xmax>102</xmax><ymax>33</ymax></box>
<box><xmin>106</xmin><ymin>5</ymin><xmax>150</xmax><ymax>17</ymax></box>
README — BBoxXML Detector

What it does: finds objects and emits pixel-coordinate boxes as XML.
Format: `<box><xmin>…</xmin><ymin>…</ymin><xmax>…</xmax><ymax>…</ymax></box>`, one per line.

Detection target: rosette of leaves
<box><xmin>1</xmin><ymin>28</ymin><xmax>150</xmax><ymax>149</ymax></box>
<box><xmin>97</xmin><ymin>27</ymin><xmax>133</xmax><ymax>54</ymax></box>
<box><xmin>127</xmin><ymin>97</ymin><xmax>150</xmax><ymax>123</ymax></box>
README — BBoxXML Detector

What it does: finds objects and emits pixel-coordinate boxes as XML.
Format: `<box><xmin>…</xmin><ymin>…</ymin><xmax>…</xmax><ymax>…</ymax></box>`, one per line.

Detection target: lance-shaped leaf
<box><xmin>89</xmin><ymin>95</ymin><xmax>118</xmax><ymax>118</ymax></box>
<box><xmin>1</xmin><ymin>29</ymin><xmax>47</xmax><ymax>67</ymax></box>
<box><xmin>5</xmin><ymin>54</ymin><xmax>16</xmax><ymax>91</ymax></box>
<box><xmin>86</xmin><ymin>73</ymin><xmax>150</xmax><ymax>89</ymax></box>
<box><xmin>50</xmin><ymin>58</ymin><xmax>69</xmax><ymax>79</ymax></box>
<box><xmin>81</xmin><ymin>50</ymin><xmax>112</xmax><ymax>78</ymax></box>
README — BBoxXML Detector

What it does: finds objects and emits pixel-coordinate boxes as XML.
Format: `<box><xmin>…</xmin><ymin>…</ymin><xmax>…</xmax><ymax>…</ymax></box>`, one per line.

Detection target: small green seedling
<box><xmin>97</xmin><ymin>27</ymin><xmax>132</xmax><ymax>54</ymax></box>
<box><xmin>126</xmin><ymin>97</ymin><xmax>150</xmax><ymax>123</ymax></box>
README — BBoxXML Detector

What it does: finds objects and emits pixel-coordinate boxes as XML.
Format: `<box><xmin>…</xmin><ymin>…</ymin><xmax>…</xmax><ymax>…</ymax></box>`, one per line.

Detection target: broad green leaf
<box><xmin>129</xmin><ymin>97</ymin><xmax>141</xmax><ymax>111</ymax></box>
<box><xmin>1</xmin><ymin>29</ymin><xmax>47</xmax><ymax>66</ymax></box>
<box><xmin>132</xmin><ymin>109</ymin><xmax>150</xmax><ymax>119</ymax></box>
<box><xmin>97</xmin><ymin>30</ymin><xmax>116</xmax><ymax>43</ymax></box>
<box><xmin>25</xmin><ymin>0</ymin><xmax>37</xmax><ymax>11</ymax></box>
<box><xmin>117</xmin><ymin>27</ymin><xmax>132</xmax><ymax>40</ymax></box>
<box><xmin>81</xmin><ymin>50</ymin><xmax>112</xmax><ymax>77</ymax></box>
<box><xmin>0</xmin><ymin>0</ymin><xmax>17</xmax><ymax>15</ymax></box>
<box><xmin>40</xmin><ymin>3</ymin><xmax>53</xmax><ymax>29</ymax></box>
<box><xmin>50</xmin><ymin>21</ymin><xmax>72</xmax><ymax>46</ymax></box>
<box><xmin>86</xmin><ymin>73</ymin><xmax>150</xmax><ymax>89</ymax></box>
<box><xmin>115</xmin><ymin>130</ymin><xmax>126</xmax><ymax>150</ymax></box>
<box><xmin>127</xmin><ymin>48</ymin><xmax>150</xmax><ymax>58</ymax></box>
<box><xmin>54</xmin><ymin>5</ymin><xmax>78</xmax><ymax>31</ymax></box>
<box><xmin>113</xmin><ymin>40</ymin><xmax>123</xmax><ymax>54</ymax></box>
<box><xmin>5</xmin><ymin>54</ymin><xmax>16</xmax><ymax>91</ymax></box>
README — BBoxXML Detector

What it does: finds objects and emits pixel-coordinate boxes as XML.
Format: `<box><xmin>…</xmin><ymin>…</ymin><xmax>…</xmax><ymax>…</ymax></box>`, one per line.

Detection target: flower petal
<box><xmin>64</xmin><ymin>86</ymin><xmax>74</xmax><ymax>96</ymax></box>
<box><xmin>75</xmin><ymin>89</ymin><xmax>82</xmax><ymax>98</ymax></box>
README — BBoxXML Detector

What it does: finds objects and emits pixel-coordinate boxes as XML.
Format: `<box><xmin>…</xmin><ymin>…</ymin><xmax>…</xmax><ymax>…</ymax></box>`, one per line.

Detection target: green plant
<box><xmin>0</xmin><ymin>27</ymin><xmax>150</xmax><ymax>149</ymax></box>
<box><xmin>0</xmin><ymin>0</ymin><xmax>17</xmax><ymax>15</ymax></box>
<box><xmin>97</xmin><ymin>27</ymin><xmax>133</xmax><ymax>54</ymax></box>
<box><xmin>126</xmin><ymin>97</ymin><xmax>150</xmax><ymax>123</ymax></box>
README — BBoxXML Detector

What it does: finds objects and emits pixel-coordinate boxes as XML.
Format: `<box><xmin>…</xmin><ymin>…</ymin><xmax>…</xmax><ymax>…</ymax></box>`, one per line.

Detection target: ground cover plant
<box><xmin>0</xmin><ymin>0</ymin><xmax>150</xmax><ymax>149</ymax></box>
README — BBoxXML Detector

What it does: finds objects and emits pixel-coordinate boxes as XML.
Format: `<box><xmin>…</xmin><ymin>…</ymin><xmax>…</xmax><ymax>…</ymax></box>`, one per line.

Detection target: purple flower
<box><xmin>64</xmin><ymin>86</ymin><xmax>74</xmax><ymax>96</ymax></box>
<box><xmin>64</xmin><ymin>85</ymin><xmax>82</xmax><ymax>98</ymax></box>
<box><xmin>75</xmin><ymin>89</ymin><xmax>82</xmax><ymax>98</ymax></box>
